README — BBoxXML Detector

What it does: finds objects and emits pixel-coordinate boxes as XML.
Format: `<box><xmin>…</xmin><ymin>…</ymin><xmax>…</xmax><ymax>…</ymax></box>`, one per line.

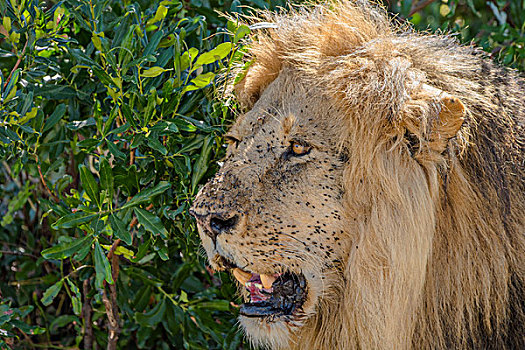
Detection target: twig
<box><xmin>101</xmin><ymin>287</ymin><xmax>120</xmax><ymax>350</ymax></box>
<box><xmin>102</xmin><ymin>239</ymin><xmax>122</xmax><ymax>350</ymax></box>
<box><xmin>3</xmin><ymin>38</ymin><xmax>28</xmax><ymax>89</ymax></box>
<box><xmin>129</xmin><ymin>149</ymin><xmax>135</xmax><ymax>166</ymax></box>
<box><xmin>0</xmin><ymin>250</ymin><xmax>38</xmax><ymax>258</ymax></box>
<box><xmin>35</xmin><ymin>155</ymin><xmax>60</xmax><ymax>203</ymax></box>
<box><xmin>82</xmin><ymin>279</ymin><xmax>93</xmax><ymax>350</ymax></box>
<box><xmin>409</xmin><ymin>0</ymin><xmax>438</xmax><ymax>16</ymax></box>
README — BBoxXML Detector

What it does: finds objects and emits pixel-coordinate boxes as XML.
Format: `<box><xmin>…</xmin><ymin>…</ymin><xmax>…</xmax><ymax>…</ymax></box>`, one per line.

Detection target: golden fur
<box><xmin>192</xmin><ymin>1</ymin><xmax>525</xmax><ymax>349</ymax></box>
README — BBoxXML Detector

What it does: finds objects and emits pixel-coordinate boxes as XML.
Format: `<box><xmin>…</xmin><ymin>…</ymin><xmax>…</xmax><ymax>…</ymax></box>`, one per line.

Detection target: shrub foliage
<box><xmin>0</xmin><ymin>0</ymin><xmax>523</xmax><ymax>349</ymax></box>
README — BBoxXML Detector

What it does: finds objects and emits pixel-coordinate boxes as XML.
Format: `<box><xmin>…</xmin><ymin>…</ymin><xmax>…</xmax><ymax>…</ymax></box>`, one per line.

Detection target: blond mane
<box><xmin>231</xmin><ymin>1</ymin><xmax>525</xmax><ymax>348</ymax></box>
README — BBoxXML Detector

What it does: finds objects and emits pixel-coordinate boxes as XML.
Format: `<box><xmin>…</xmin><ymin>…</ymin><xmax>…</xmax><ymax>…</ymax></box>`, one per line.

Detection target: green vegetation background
<box><xmin>0</xmin><ymin>0</ymin><xmax>523</xmax><ymax>349</ymax></box>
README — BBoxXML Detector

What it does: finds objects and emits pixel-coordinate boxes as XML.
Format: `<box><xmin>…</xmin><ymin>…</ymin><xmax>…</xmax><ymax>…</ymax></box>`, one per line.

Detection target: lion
<box><xmin>190</xmin><ymin>1</ymin><xmax>525</xmax><ymax>349</ymax></box>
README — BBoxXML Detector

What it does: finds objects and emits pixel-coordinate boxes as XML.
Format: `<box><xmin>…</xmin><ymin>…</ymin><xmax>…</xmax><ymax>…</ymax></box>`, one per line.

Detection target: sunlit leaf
<box><xmin>195</xmin><ymin>42</ymin><xmax>232</xmax><ymax>66</ymax></box>
<box><xmin>141</xmin><ymin>66</ymin><xmax>169</xmax><ymax>78</ymax></box>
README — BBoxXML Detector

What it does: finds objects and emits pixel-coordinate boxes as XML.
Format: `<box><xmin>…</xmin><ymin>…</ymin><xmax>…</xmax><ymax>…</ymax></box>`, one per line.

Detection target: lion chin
<box><xmin>234</xmin><ymin>267</ymin><xmax>337</xmax><ymax>349</ymax></box>
<box><xmin>191</xmin><ymin>1</ymin><xmax>525</xmax><ymax>349</ymax></box>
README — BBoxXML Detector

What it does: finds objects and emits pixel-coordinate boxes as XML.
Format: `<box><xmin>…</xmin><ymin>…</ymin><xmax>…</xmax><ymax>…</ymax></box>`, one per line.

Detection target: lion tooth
<box><xmin>260</xmin><ymin>274</ymin><xmax>277</xmax><ymax>289</ymax></box>
<box><xmin>245</xmin><ymin>282</ymin><xmax>262</xmax><ymax>289</ymax></box>
<box><xmin>232</xmin><ymin>268</ymin><xmax>252</xmax><ymax>285</ymax></box>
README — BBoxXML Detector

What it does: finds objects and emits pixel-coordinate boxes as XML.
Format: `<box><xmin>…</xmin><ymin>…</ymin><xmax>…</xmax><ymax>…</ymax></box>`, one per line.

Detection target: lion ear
<box><xmin>428</xmin><ymin>96</ymin><xmax>466</xmax><ymax>152</ymax></box>
<box><xmin>402</xmin><ymin>84</ymin><xmax>466</xmax><ymax>154</ymax></box>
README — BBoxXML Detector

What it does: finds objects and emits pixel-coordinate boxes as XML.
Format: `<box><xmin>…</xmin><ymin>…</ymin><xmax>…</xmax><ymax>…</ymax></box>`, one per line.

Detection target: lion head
<box><xmin>190</xmin><ymin>1</ymin><xmax>525</xmax><ymax>349</ymax></box>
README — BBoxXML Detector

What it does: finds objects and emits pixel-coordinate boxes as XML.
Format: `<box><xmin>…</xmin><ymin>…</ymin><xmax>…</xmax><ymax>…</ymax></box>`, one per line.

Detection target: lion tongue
<box><xmin>245</xmin><ymin>273</ymin><xmax>273</xmax><ymax>302</ymax></box>
<box><xmin>246</xmin><ymin>281</ymin><xmax>270</xmax><ymax>302</ymax></box>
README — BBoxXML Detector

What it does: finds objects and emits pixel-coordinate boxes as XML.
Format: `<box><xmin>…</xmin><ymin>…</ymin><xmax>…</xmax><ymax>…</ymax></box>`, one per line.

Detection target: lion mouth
<box><xmin>231</xmin><ymin>267</ymin><xmax>308</xmax><ymax>319</ymax></box>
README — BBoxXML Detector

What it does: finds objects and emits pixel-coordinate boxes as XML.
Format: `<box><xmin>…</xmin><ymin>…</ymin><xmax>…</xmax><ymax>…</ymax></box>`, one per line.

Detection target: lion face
<box><xmin>188</xmin><ymin>1</ymin><xmax>525</xmax><ymax>349</ymax></box>
<box><xmin>191</xmin><ymin>69</ymin><xmax>351</xmax><ymax>347</ymax></box>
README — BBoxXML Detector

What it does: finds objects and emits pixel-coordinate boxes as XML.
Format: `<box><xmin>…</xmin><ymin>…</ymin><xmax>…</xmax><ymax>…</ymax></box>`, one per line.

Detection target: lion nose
<box><xmin>209</xmin><ymin>215</ymin><xmax>238</xmax><ymax>236</ymax></box>
<box><xmin>189</xmin><ymin>209</ymin><xmax>239</xmax><ymax>241</ymax></box>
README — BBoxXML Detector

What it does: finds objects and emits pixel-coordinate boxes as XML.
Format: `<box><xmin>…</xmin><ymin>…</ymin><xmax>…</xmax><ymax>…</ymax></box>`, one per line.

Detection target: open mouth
<box><xmin>231</xmin><ymin>267</ymin><xmax>308</xmax><ymax>319</ymax></box>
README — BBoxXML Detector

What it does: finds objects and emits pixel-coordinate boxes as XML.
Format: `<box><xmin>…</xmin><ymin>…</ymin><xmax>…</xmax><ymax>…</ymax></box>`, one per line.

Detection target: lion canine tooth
<box><xmin>260</xmin><ymin>274</ymin><xmax>277</xmax><ymax>289</ymax></box>
<box><xmin>232</xmin><ymin>268</ymin><xmax>252</xmax><ymax>285</ymax></box>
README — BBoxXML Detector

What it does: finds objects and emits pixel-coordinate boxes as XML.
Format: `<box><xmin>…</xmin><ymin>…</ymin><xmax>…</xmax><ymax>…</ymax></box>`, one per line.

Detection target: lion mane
<box><xmin>199</xmin><ymin>1</ymin><xmax>525</xmax><ymax>349</ymax></box>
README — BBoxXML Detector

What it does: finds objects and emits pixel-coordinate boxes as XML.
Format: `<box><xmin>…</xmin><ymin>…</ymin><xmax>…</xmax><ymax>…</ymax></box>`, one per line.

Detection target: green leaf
<box><xmin>134</xmin><ymin>285</ymin><xmax>152</xmax><ymax>312</ymax></box>
<box><xmin>51</xmin><ymin>212</ymin><xmax>98</xmax><ymax>230</ymax></box>
<box><xmin>20</xmin><ymin>91</ymin><xmax>34</xmax><ymax>117</ymax></box>
<box><xmin>41</xmin><ymin>280</ymin><xmax>63</xmax><ymax>306</ymax></box>
<box><xmin>135</xmin><ymin>298</ymin><xmax>166</xmax><ymax>327</ymax></box>
<box><xmin>147</xmin><ymin>137</ymin><xmax>168</xmax><ymax>155</ymax></box>
<box><xmin>156</xmin><ymin>246</ymin><xmax>169</xmax><ymax>261</ymax></box>
<box><xmin>66</xmin><ymin>279</ymin><xmax>82</xmax><ymax>316</ymax></box>
<box><xmin>10</xmin><ymin>318</ymin><xmax>45</xmax><ymax>335</ymax></box>
<box><xmin>77</xmin><ymin>138</ymin><xmax>100</xmax><ymax>149</ymax></box>
<box><xmin>184</xmin><ymin>72</ymin><xmax>215</xmax><ymax>92</ymax></box>
<box><xmin>42</xmin><ymin>104</ymin><xmax>67</xmax><ymax>133</ymax></box>
<box><xmin>171</xmin><ymin>263</ymin><xmax>193</xmax><ymax>291</ymax></box>
<box><xmin>134</xmin><ymin>207</ymin><xmax>167</xmax><ymax>238</ymax></box>
<box><xmin>75</xmin><ymin>241</ymin><xmax>92</xmax><ymax>261</ymax></box>
<box><xmin>79</xmin><ymin>165</ymin><xmax>100</xmax><ymax>207</ymax></box>
<box><xmin>223</xmin><ymin>324</ymin><xmax>243</xmax><ymax>350</ymax></box>
<box><xmin>125</xmin><ymin>267</ymin><xmax>163</xmax><ymax>287</ymax></box>
<box><xmin>106</xmin><ymin>139</ymin><xmax>127</xmax><ymax>159</ymax></box>
<box><xmin>143</xmin><ymin>30</ymin><xmax>164</xmax><ymax>57</ymax></box>
<box><xmin>234</xmin><ymin>25</ymin><xmax>250</xmax><ymax>44</ymax></box>
<box><xmin>2</xmin><ymin>68</ymin><xmax>20</xmax><ymax>101</ymax></box>
<box><xmin>109</xmin><ymin>214</ymin><xmax>132</xmax><ymax>245</ymax></box>
<box><xmin>195</xmin><ymin>300</ymin><xmax>230</xmax><ymax>311</ymax></box>
<box><xmin>50</xmin><ymin>315</ymin><xmax>78</xmax><ymax>332</ymax></box>
<box><xmin>141</xmin><ymin>66</ymin><xmax>169</xmax><ymax>78</ymax></box>
<box><xmin>148</xmin><ymin>5</ymin><xmax>168</xmax><ymax>25</ymax></box>
<box><xmin>93</xmin><ymin>240</ymin><xmax>113</xmax><ymax>288</ymax></box>
<box><xmin>121</xmin><ymin>181</ymin><xmax>171</xmax><ymax>210</ymax></box>
<box><xmin>42</xmin><ymin>235</ymin><xmax>92</xmax><ymax>260</ymax></box>
<box><xmin>191</xmin><ymin>136</ymin><xmax>213</xmax><ymax>193</ymax></box>
<box><xmin>180</xmin><ymin>47</ymin><xmax>199</xmax><ymax>71</ymax></box>
<box><xmin>91</xmin><ymin>66</ymin><xmax>114</xmax><ymax>87</ymax></box>
<box><xmin>466</xmin><ymin>0</ymin><xmax>482</xmax><ymax>17</ymax></box>
<box><xmin>195</xmin><ymin>42</ymin><xmax>232</xmax><ymax>66</ymax></box>
<box><xmin>99</xmin><ymin>157</ymin><xmax>114</xmax><ymax>205</ymax></box>
<box><xmin>92</xmin><ymin>35</ymin><xmax>103</xmax><ymax>52</ymax></box>
<box><xmin>131</xmin><ymin>239</ymin><xmax>151</xmax><ymax>263</ymax></box>
<box><xmin>113</xmin><ymin>246</ymin><xmax>135</xmax><ymax>259</ymax></box>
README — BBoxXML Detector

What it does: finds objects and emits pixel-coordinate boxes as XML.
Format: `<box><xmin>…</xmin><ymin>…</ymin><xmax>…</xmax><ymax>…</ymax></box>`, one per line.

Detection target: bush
<box><xmin>0</xmin><ymin>0</ymin><xmax>523</xmax><ymax>349</ymax></box>
<box><xmin>0</xmin><ymin>0</ymin><xmax>265</xmax><ymax>348</ymax></box>
<box><xmin>388</xmin><ymin>0</ymin><xmax>525</xmax><ymax>71</ymax></box>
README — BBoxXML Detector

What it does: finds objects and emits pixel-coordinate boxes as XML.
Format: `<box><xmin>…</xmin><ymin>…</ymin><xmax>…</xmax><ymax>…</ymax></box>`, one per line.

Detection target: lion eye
<box><xmin>290</xmin><ymin>141</ymin><xmax>311</xmax><ymax>156</ymax></box>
